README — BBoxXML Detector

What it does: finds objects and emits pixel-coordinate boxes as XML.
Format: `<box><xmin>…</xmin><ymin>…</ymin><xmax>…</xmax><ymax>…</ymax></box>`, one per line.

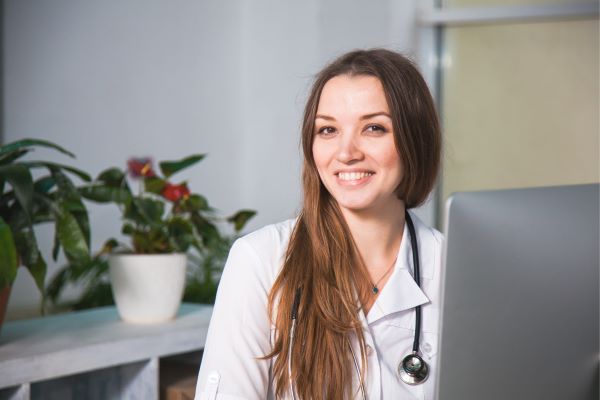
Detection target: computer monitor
<box><xmin>436</xmin><ymin>184</ymin><xmax>599</xmax><ymax>400</ymax></box>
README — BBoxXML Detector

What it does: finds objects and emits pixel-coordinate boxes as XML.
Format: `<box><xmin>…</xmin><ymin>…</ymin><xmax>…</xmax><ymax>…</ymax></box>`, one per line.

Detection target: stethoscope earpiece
<box><xmin>399</xmin><ymin>352</ymin><xmax>429</xmax><ymax>385</ymax></box>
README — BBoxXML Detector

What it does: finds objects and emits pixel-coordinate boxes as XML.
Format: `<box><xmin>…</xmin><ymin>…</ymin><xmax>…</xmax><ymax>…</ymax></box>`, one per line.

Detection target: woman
<box><xmin>195</xmin><ymin>49</ymin><xmax>442</xmax><ymax>399</ymax></box>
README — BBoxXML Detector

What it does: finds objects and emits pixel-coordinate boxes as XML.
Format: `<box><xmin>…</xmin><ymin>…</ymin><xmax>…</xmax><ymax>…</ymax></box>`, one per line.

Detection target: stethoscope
<box><xmin>288</xmin><ymin>211</ymin><xmax>428</xmax><ymax>399</ymax></box>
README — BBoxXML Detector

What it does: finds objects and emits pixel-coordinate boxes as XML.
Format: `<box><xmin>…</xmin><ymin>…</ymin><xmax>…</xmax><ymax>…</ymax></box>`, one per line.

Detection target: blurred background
<box><xmin>3</xmin><ymin>0</ymin><xmax>598</xmax><ymax>320</ymax></box>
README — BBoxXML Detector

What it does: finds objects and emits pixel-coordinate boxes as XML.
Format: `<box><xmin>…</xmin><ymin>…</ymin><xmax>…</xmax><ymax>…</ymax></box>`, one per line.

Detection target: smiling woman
<box><xmin>195</xmin><ymin>49</ymin><xmax>442</xmax><ymax>400</ymax></box>
<box><xmin>313</xmin><ymin>75</ymin><xmax>403</xmax><ymax>216</ymax></box>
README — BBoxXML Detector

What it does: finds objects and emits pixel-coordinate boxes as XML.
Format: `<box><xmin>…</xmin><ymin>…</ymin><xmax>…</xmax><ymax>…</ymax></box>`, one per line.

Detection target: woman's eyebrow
<box><xmin>315</xmin><ymin>112</ymin><xmax>391</xmax><ymax>121</ymax></box>
<box><xmin>360</xmin><ymin>112</ymin><xmax>391</xmax><ymax>120</ymax></box>
<box><xmin>315</xmin><ymin>114</ymin><xmax>335</xmax><ymax>121</ymax></box>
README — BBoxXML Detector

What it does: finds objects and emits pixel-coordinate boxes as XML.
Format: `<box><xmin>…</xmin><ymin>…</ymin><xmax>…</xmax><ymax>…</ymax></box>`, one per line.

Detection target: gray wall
<box><xmin>3</xmin><ymin>0</ymin><xmax>425</xmax><ymax>319</ymax></box>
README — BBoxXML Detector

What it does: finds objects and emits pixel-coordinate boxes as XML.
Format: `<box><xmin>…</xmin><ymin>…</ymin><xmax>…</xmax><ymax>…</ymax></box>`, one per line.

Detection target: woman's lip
<box><xmin>335</xmin><ymin>172</ymin><xmax>374</xmax><ymax>187</ymax></box>
<box><xmin>334</xmin><ymin>170</ymin><xmax>375</xmax><ymax>175</ymax></box>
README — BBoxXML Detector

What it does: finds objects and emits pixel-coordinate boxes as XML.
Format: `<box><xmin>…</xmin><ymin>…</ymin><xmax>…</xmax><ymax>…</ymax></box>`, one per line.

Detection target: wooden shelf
<box><xmin>0</xmin><ymin>304</ymin><xmax>212</xmax><ymax>400</ymax></box>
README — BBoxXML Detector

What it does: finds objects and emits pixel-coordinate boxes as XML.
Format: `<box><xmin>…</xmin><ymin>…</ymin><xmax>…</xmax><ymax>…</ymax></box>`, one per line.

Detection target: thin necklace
<box><xmin>371</xmin><ymin>256</ymin><xmax>397</xmax><ymax>295</ymax></box>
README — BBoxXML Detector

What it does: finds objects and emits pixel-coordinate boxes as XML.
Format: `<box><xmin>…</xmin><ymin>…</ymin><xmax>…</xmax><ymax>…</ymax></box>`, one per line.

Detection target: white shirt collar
<box><xmin>366</xmin><ymin>212</ymin><xmax>433</xmax><ymax>324</ymax></box>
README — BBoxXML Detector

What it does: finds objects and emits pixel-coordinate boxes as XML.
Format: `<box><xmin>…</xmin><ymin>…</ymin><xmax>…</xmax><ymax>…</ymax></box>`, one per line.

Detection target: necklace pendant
<box><xmin>372</xmin><ymin>286</ymin><xmax>379</xmax><ymax>294</ymax></box>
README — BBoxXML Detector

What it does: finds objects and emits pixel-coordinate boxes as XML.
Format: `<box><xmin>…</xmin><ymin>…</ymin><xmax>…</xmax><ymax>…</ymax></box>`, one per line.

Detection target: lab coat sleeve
<box><xmin>195</xmin><ymin>237</ymin><xmax>273</xmax><ymax>400</ymax></box>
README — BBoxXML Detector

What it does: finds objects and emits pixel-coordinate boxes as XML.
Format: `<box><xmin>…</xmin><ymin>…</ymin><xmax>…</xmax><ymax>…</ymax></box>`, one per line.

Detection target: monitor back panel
<box><xmin>436</xmin><ymin>184</ymin><xmax>599</xmax><ymax>400</ymax></box>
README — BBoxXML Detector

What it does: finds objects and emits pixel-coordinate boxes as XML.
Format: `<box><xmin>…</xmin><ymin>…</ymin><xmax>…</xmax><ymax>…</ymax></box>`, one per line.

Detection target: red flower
<box><xmin>161</xmin><ymin>182</ymin><xmax>190</xmax><ymax>202</ymax></box>
<box><xmin>127</xmin><ymin>158</ymin><xmax>156</xmax><ymax>178</ymax></box>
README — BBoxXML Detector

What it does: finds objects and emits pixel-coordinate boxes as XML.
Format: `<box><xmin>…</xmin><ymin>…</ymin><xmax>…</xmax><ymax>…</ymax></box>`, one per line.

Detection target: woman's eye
<box><xmin>366</xmin><ymin>124</ymin><xmax>386</xmax><ymax>133</ymax></box>
<box><xmin>317</xmin><ymin>126</ymin><xmax>336</xmax><ymax>135</ymax></box>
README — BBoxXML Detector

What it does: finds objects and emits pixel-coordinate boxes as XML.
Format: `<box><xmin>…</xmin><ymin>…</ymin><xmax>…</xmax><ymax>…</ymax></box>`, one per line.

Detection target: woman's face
<box><xmin>312</xmin><ymin>74</ymin><xmax>403</xmax><ymax>214</ymax></box>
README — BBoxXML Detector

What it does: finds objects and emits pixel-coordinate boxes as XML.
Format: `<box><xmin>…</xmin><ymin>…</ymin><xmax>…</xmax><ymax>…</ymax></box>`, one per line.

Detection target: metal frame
<box><xmin>416</xmin><ymin>1</ymin><xmax>599</xmax><ymax>227</ymax></box>
<box><xmin>419</xmin><ymin>2</ymin><xmax>599</xmax><ymax>26</ymax></box>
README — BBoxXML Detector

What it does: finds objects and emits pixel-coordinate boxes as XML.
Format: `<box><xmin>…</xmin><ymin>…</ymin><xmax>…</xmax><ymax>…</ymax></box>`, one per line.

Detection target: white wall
<box><xmin>3</xmin><ymin>0</ymin><xmax>424</xmax><ymax>319</ymax></box>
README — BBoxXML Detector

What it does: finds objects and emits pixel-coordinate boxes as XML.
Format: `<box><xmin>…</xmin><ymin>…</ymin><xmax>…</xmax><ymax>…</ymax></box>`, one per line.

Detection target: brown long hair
<box><xmin>265</xmin><ymin>49</ymin><xmax>441</xmax><ymax>399</ymax></box>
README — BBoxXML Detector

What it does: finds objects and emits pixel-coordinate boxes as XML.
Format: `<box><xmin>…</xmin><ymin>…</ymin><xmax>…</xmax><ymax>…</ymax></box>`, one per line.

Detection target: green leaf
<box><xmin>31</xmin><ymin>192</ymin><xmax>55</xmax><ymax>224</ymax></box>
<box><xmin>167</xmin><ymin>217</ymin><xmax>196</xmax><ymax>252</ymax></box>
<box><xmin>0</xmin><ymin>216</ymin><xmax>18</xmax><ymax>288</ymax></box>
<box><xmin>131</xmin><ymin>232</ymin><xmax>152</xmax><ymax>253</ymax></box>
<box><xmin>25</xmin><ymin>252</ymin><xmax>47</xmax><ymax>293</ymax></box>
<box><xmin>144</xmin><ymin>177</ymin><xmax>166</xmax><ymax>195</ymax></box>
<box><xmin>79</xmin><ymin>185</ymin><xmax>131</xmax><ymax>204</ymax></box>
<box><xmin>21</xmin><ymin>161</ymin><xmax>91</xmax><ymax>182</ymax></box>
<box><xmin>50</xmin><ymin>168</ymin><xmax>80</xmax><ymax>201</ymax></box>
<box><xmin>183</xmin><ymin>194</ymin><xmax>210</xmax><ymax>211</ymax></box>
<box><xmin>159</xmin><ymin>154</ymin><xmax>205</xmax><ymax>178</ymax></box>
<box><xmin>5</xmin><ymin>202</ymin><xmax>32</xmax><ymax>231</ymax></box>
<box><xmin>59</xmin><ymin>198</ymin><xmax>87</xmax><ymax>213</ymax></box>
<box><xmin>227</xmin><ymin>209</ymin><xmax>257</xmax><ymax>232</ymax></box>
<box><xmin>183</xmin><ymin>275</ymin><xmax>218</xmax><ymax>304</ymax></box>
<box><xmin>52</xmin><ymin>232</ymin><xmax>61</xmax><ymax>261</ymax></box>
<box><xmin>175</xmin><ymin>234</ymin><xmax>197</xmax><ymax>252</ymax></box>
<box><xmin>131</xmin><ymin>229</ymin><xmax>169</xmax><ymax>253</ymax></box>
<box><xmin>132</xmin><ymin>197</ymin><xmax>165</xmax><ymax>225</ymax></box>
<box><xmin>45</xmin><ymin>266</ymin><xmax>68</xmax><ymax>304</ymax></box>
<box><xmin>191</xmin><ymin>213</ymin><xmax>222</xmax><ymax>247</ymax></box>
<box><xmin>45</xmin><ymin>254</ymin><xmax>114</xmax><ymax>309</ymax></box>
<box><xmin>97</xmin><ymin>167</ymin><xmax>126</xmax><ymax>187</ymax></box>
<box><xmin>34</xmin><ymin>176</ymin><xmax>56</xmax><ymax>194</ymax></box>
<box><xmin>0</xmin><ymin>164</ymin><xmax>34</xmax><ymax>224</ymax></box>
<box><xmin>4</xmin><ymin>191</ymin><xmax>54</xmax><ymax>231</ymax></box>
<box><xmin>0</xmin><ymin>138</ymin><xmax>75</xmax><ymax>158</ymax></box>
<box><xmin>72</xmin><ymin>282</ymin><xmax>114</xmax><ymax>310</ymax></box>
<box><xmin>12</xmin><ymin>227</ymin><xmax>47</xmax><ymax>292</ymax></box>
<box><xmin>50</xmin><ymin>168</ymin><xmax>91</xmax><ymax>249</ymax></box>
<box><xmin>168</xmin><ymin>217</ymin><xmax>194</xmax><ymax>234</ymax></box>
<box><xmin>13</xmin><ymin>228</ymin><xmax>39</xmax><ymax>266</ymax></box>
<box><xmin>0</xmin><ymin>148</ymin><xmax>29</xmax><ymax>165</ymax></box>
<box><xmin>64</xmin><ymin>201</ymin><xmax>91</xmax><ymax>250</ymax></box>
<box><xmin>122</xmin><ymin>222</ymin><xmax>135</xmax><ymax>235</ymax></box>
<box><xmin>99</xmin><ymin>238</ymin><xmax>120</xmax><ymax>254</ymax></box>
<box><xmin>56</xmin><ymin>208</ymin><xmax>90</xmax><ymax>264</ymax></box>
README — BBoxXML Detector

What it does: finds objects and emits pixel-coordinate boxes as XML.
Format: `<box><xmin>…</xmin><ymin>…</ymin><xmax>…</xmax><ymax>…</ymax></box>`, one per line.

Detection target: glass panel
<box><xmin>444</xmin><ymin>0</ymin><xmax>586</xmax><ymax>7</ymax></box>
<box><xmin>441</xmin><ymin>18</ymin><xmax>599</xmax><ymax>206</ymax></box>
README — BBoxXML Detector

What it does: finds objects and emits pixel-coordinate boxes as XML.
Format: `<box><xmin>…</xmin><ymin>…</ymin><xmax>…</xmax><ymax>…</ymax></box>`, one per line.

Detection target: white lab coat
<box><xmin>195</xmin><ymin>212</ymin><xmax>443</xmax><ymax>399</ymax></box>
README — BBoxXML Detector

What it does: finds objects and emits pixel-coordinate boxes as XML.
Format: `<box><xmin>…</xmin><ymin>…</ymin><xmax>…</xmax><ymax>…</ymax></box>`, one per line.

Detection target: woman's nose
<box><xmin>335</xmin><ymin>134</ymin><xmax>364</xmax><ymax>163</ymax></box>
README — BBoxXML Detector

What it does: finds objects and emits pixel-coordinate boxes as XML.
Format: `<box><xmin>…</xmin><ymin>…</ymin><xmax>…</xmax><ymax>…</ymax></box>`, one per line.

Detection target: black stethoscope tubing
<box><xmin>405</xmin><ymin>210</ymin><xmax>422</xmax><ymax>353</ymax></box>
<box><xmin>288</xmin><ymin>210</ymin><xmax>428</xmax><ymax>399</ymax></box>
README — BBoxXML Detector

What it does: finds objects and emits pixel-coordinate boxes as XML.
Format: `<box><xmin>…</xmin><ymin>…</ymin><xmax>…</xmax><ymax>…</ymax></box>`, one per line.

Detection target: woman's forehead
<box><xmin>316</xmin><ymin>75</ymin><xmax>390</xmax><ymax>117</ymax></box>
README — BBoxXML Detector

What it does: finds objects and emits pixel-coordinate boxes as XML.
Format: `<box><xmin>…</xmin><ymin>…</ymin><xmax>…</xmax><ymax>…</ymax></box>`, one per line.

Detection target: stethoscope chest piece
<box><xmin>398</xmin><ymin>352</ymin><xmax>429</xmax><ymax>385</ymax></box>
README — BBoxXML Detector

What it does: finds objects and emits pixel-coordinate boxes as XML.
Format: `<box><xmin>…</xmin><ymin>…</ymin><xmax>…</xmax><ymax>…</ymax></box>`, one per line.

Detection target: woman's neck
<box><xmin>341</xmin><ymin>199</ymin><xmax>406</xmax><ymax>270</ymax></box>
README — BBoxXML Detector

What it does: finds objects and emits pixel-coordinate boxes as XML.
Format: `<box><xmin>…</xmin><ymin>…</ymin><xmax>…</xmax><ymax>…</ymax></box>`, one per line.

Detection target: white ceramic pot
<box><xmin>108</xmin><ymin>253</ymin><xmax>187</xmax><ymax>323</ymax></box>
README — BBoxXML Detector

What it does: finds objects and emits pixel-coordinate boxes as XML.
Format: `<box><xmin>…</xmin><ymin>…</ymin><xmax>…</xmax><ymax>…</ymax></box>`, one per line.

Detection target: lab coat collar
<box><xmin>366</xmin><ymin>212</ymin><xmax>434</xmax><ymax>325</ymax></box>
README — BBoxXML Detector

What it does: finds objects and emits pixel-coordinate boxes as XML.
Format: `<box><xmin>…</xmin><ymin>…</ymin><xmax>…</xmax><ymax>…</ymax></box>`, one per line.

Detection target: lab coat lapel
<box><xmin>366</xmin><ymin>213</ymin><xmax>432</xmax><ymax>325</ymax></box>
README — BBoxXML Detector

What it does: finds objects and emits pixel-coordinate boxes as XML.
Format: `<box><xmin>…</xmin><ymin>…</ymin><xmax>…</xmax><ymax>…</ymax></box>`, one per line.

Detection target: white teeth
<box><xmin>338</xmin><ymin>172</ymin><xmax>373</xmax><ymax>181</ymax></box>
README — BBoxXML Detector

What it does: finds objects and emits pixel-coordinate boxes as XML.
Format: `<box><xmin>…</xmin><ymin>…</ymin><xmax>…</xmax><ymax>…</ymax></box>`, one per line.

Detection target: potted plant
<box><xmin>0</xmin><ymin>138</ymin><xmax>92</xmax><ymax>330</ymax></box>
<box><xmin>75</xmin><ymin>156</ymin><xmax>255</xmax><ymax>323</ymax></box>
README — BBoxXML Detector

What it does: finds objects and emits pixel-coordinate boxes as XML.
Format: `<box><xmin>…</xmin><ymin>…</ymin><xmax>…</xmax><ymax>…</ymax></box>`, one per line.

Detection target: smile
<box><xmin>337</xmin><ymin>171</ymin><xmax>374</xmax><ymax>181</ymax></box>
<box><xmin>334</xmin><ymin>171</ymin><xmax>375</xmax><ymax>187</ymax></box>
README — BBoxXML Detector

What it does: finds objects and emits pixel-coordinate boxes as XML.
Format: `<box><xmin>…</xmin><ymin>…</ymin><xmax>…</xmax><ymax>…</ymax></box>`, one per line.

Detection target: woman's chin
<box><xmin>335</xmin><ymin>196</ymin><xmax>404</xmax><ymax>216</ymax></box>
<box><xmin>336</xmin><ymin>200</ymin><xmax>377</xmax><ymax>214</ymax></box>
